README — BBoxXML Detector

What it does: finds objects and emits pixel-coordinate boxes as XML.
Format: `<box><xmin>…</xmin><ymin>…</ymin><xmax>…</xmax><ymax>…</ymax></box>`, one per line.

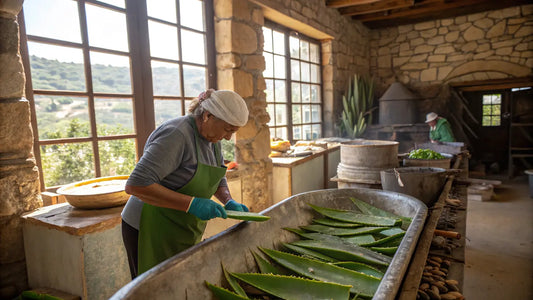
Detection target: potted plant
<box><xmin>339</xmin><ymin>74</ymin><xmax>376</xmax><ymax>138</ymax></box>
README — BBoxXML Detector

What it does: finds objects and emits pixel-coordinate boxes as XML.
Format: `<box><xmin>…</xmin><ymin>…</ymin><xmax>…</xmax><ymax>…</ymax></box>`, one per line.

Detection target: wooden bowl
<box><xmin>56</xmin><ymin>175</ymin><xmax>130</xmax><ymax>209</ymax></box>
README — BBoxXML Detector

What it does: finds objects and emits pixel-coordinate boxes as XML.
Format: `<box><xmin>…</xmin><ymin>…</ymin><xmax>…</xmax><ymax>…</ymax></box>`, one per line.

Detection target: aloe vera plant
<box><xmin>231</xmin><ymin>273</ymin><xmax>352</xmax><ymax>300</ymax></box>
<box><xmin>351</xmin><ymin>197</ymin><xmax>412</xmax><ymax>229</ymax></box>
<box><xmin>300</xmin><ymin>224</ymin><xmax>377</xmax><ymax>236</ymax></box>
<box><xmin>259</xmin><ymin>248</ymin><xmax>380</xmax><ymax>298</ymax></box>
<box><xmin>313</xmin><ymin>217</ymin><xmax>363</xmax><ymax>228</ymax></box>
<box><xmin>250</xmin><ymin>251</ymin><xmax>283</xmax><ymax>275</ymax></box>
<box><xmin>332</xmin><ymin>261</ymin><xmax>384</xmax><ymax>279</ymax></box>
<box><xmin>308</xmin><ymin>204</ymin><xmax>400</xmax><ymax>226</ymax></box>
<box><xmin>205</xmin><ymin>282</ymin><xmax>250</xmax><ymax>300</ymax></box>
<box><xmin>289</xmin><ymin>239</ymin><xmax>391</xmax><ymax>267</ymax></box>
<box><xmin>222</xmin><ymin>264</ymin><xmax>247</xmax><ymax>297</ymax></box>
<box><xmin>282</xmin><ymin>243</ymin><xmax>338</xmax><ymax>262</ymax></box>
<box><xmin>339</xmin><ymin>74</ymin><xmax>376</xmax><ymax>138</ymax></box>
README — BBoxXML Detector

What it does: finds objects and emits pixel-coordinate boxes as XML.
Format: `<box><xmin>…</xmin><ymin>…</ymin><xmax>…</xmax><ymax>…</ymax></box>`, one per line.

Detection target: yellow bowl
<box><xmin>56</xmin><ymin>175</ymin><xmax>130</xmax><ymax>209</ymax></box>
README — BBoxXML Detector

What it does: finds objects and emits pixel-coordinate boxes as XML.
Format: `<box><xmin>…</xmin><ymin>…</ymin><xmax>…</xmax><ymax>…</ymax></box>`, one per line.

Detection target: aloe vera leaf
<box><xmin>250</xmin><ymin>251</ymin><xmax>283</xmax><ymax>275</ymax></box>
<box><xmin>360</xmin><ymin>232</ymin><xmax>406</xmax><ymax>247</ymax></box>
<box><xmin>379</xmin><ymin>227</ymin><xmax>405</xmax><ymax>237</ymax></box>
<box><xmin>225</xmin><ymin>211</ymin><xmax>270</xmax><ymax>222</ymax></box>
<box><xmin>350</xmin><ymin>197</ymin><xmax>412</xmax><ymax>229</ymax></box>
<box><xmin>260</xmin><ymin>248</ymin><xmax>380</xmax><ymax>298</ymax></box>
<box><xmin>341</xmin><ymin>226</ymin><xmax>389</xmax><ymax>235</ymax></box>
<box><xmin>289</xmin><ymin>239</ymin><xmax>391</xmax><ymax>267</ymax></box>
<box><xmin>300</xmin><ymin>224</ymin><xmax>376</xmax><ymax>236</ymax></box>
<box><xmin>283</xmin><ymin>227</ymin><xmax>309</xmax><ymax>237</ymax></box>
<box><xmin>205</xmin><ymin>281</ymin><xmax>250</xmax><ymax>300</ymax></box>
<box><xmin>222</xmin><ymin>264</ymin><xmax>247</xmax><ymax>297</ymax></box>
<box><xmin>341</xmin><ymin>234</ymin><xmax>376</xmax><ymax>245</ymax></box>
<box><xmin>308</xmin><ymin>204</ymin><xmax>400</xmax><ymax>226</ymax></box>
<box><xmin>231</xmin><ymin>272</ymin><xmax>351</xmax><ymax>300</ymax></box>
<box><xmin>370</xmin><ymin>246</ymin><xmax>398</xmax><ymax>256</ymax></box>
<box><xmin>282</xmin><ymin>243</ymin><xmax>338</xmax><ymax>262</ymax></box>
<box><xmin>379</xmin><ymin>237</ymin><xmax>403</xmax><ymax>247</ymax></box>
<box><xmin>312</xmin><ymin>218</ymin><xmax>362</xmax><ymax>228</ymax></box>
<box><xmin>332</xmin><ymin>261</ymin><xmax>384</xmax><ymax>279</ymax></box>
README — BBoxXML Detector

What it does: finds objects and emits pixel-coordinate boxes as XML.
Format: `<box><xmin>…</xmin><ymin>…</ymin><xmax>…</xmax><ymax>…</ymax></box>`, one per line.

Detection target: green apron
<box><xmin>137</xmin><ymin>117</ymin><xmax>227</xmax><ymax>274</ymax></box>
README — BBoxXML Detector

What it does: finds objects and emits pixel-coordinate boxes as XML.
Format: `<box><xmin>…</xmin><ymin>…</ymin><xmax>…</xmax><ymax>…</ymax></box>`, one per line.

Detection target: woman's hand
<box><xmin>187</xmin><ymin>197</ymin><xmax>227</xmax><ymax>220</ymax></box>
<box><xmin>224</xmin><ymin>199</ymin><xmax>249</xmax><ymax>212</ymax></box>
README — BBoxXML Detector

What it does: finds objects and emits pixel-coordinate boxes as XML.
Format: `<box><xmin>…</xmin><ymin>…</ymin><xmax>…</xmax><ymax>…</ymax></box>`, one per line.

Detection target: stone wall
<box><xmin>215</xmin><ymin>0</ymin><xmax>372</xmax><ymax>210</ymax></box>
<box><xmin>370</xmin><ymin>5</ymin><xmax>533</xmax><ymax>109</ymax></box>
<box><xmin>0</xmin><ymin>1</ymin><xmax>42</xmax><ymax>298</ymax></box>
<box><xmin>249</xmin><ymin>0</ymin><xmax>371</xmax><ymax>136</ymax></box>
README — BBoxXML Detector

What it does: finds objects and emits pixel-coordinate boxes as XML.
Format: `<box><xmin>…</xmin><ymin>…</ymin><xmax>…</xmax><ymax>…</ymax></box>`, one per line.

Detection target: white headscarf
<box><xmin>201</xmin><ymin>90</ymin><xmax>249</xmax><ymax>127</ymax></box>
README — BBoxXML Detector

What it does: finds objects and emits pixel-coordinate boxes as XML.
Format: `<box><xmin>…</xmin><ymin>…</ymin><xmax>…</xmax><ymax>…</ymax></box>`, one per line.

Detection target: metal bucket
<box><xmin>111</xmin><ymin>188</ymin><xmax>427</xmax><ymax>300</ymax></box>
<box><xmin>337</xmin><ymin>139</ymin><xmax>399</xmax><ymax>184</ymax></box>
<box><xmin>380</xmin><ymin>167</ymin><xmax>447</xmax><ymax>206</ymax></box>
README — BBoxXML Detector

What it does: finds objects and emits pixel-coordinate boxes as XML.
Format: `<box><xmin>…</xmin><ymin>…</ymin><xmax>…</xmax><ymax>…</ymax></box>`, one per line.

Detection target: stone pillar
<box><xmin>0</xmin><ymin>1</ymin><xmax>43</xmax><ymax>298</ymax></box>
<box><xmin>214</xmin><ymin>0</ymin><xmax>273</xmax><ymax>211</ymax></box>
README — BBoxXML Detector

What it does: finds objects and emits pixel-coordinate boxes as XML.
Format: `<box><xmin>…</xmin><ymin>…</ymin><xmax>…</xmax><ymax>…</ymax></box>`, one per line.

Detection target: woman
<box><xmin>425</xmin><ymin>112</ymin><xmax>455</xmax><ymax>143</ymax></box>
<box><xmin>121</xmin><ymin>89</ymin><xmax>249</xmax><ymax>278</ymax></box>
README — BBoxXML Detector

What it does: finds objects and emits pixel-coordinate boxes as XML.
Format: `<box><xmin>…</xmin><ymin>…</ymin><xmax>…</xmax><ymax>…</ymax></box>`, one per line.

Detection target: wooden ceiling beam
<box><xmin>352</xmin><ymin>0</ymin><xmax>525</xmax><ymax>22</ymax></box>
<box><xmin>326</xmin><ymin>0</ymin><xmax>382</xmax><ymax>9</ymax></box>
<box><xmin>339</xmin><ymin>0</ymin><xmax>415</xmax><ymax>17</ymax></box>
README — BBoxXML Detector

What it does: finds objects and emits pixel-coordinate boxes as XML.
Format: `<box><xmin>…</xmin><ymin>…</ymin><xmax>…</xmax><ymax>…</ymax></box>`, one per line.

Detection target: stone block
<box><xmin>495</xmin><ymin>46</ymin><xmax>513</xmax><ymax>56</ymax></box>
<box><xmin>473</xmin><ymin>50</ymin><xmax>494</xmax><ymax>60</ymax></box>
<box><xmin>0</xmin><ymin>99</ymin><xmax>33</xmax><ymax>158</ymax></box>
<box><xmin>437</xmin><ymin>66</ymin><xmax>453</xmax><ymax>81</ymax></box>
<box><xmin>420</xmin><ymin>68</ymin><xmax>437</xmax><ymax>82</ymax></box>
<box><xmin>514</xmin><ymin>26</ymin><xmax>533</xmax><ymax>38</ymax></box>
<box><xmin>217</xmin><ymin>53</ymin><xmax>241</xmax><ymax>69</ymax></box>
<box><xmin>414</xmin><ymin>21</ymin><xmax>435</xmax><ymax>31</ymax></box>
<box><xmin>410</xmin><ymin>37</ymin><xmax>424</xmax><ymax>47</ymax></box>
<box><xmin>244</xmin><ymin>55</ymin><xmax>265</xmax><ymax>71</ymax></box>
<box><xmin>463</xmin><ymin>26</ymin><xmax>484</xmax><ymax>42</ymax></box>
<box><xmin>0</xmin><ymin>216</ymin><xmax>24</xmax><ymax>263</ymax></box>
<box><xmin>216</xmin><ymin>20</ymin><xmax>258</xmax><ymax>54</ymax></box>
<box><xmin>413</xmin><ymin>45</ymin><xmax>434</xmax><ymax>54</ymax></box>
<box><xmin>420</xmin><ymin>28</ymin><xmax>437</xmax><ymax>39</ymax></box>
<box><xmin>435</xmin><ymin>45</ymin><xmax>455</xmax><ymax>54</ymax></box>
<box><xmin>0</xmin><ymin>54</ymin><xmax>25</xmax><ymax>99</ymax></box>
<box><xmin>445</xmin><ymin>31</ymin><xmax>459</xmax><ymax>42</ymax></box>
<box><xmin>428</xmin><ymin>55</ymin><xmax>446</xmax><ymax>63</ymax></box>
<box><xmin>461</xmin><ymin>41</ymin><xmax>478</xmax><ymax>52</ymax></box>
<box><xmin>410</xmin><ymin>54</ymin><xmax>428</xmax><ymax>62</ymax></box>
<box><xmin>0</xmin><ymin>166</ymin><xmax>41</xmax><ymax>217</ymax></box>
<box><xmin>427</xmin><ymin>36</ymin><xmax>445</xmax><ymax>45</ymax></box>
<box><xmin>474</xmin><ymin>18</ymin><xmax>494</xmax><ymax>29</ymax></box>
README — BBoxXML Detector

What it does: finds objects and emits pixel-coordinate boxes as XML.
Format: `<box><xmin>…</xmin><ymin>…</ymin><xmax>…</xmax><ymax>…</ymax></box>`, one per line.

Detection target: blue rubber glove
<box><xmin>187</xmin><ymin>197</ymin><xmax>227</xmax><ymax>220</ymax></box>
<box><xmin>224</xmin><ymin>199</ymin><xmax>249</xmax><ymax>212</ymax></box>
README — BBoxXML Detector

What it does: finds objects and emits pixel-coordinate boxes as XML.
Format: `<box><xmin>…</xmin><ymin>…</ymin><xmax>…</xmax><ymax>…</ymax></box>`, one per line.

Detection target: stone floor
<box><xmin>463</xmin><ymin>174</ymin><xmax>533</xmax><ymax>299</ymax></box>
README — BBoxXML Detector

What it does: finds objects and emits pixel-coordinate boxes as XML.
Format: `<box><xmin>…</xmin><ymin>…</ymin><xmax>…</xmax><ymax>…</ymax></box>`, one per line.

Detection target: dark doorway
<box><xmin>462</xmin><ymin>87</ymin><xmax>533</xmax><ymax>176</ymax></box>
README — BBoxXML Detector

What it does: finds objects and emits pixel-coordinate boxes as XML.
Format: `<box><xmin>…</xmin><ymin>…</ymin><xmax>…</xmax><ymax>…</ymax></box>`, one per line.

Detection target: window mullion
<box><xmin>78</xmin><ymin>0</ymin><xmax>101</xmax><ymax>178</ymax></box>
<box><xmin>285</xmin><ymin>32</ymin><xmax>293</xmax><ymax>142</ymax></box>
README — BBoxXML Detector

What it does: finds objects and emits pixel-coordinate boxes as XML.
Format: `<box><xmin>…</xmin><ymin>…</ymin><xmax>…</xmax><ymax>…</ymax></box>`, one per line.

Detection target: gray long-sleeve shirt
<box><xmin>121</xmin><ymin>115</ymin><xmax>227</xmax><ymax>229</ymax></box>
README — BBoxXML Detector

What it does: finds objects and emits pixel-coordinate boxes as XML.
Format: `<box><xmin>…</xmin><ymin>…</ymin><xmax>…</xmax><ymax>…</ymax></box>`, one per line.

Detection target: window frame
<box><xmin>19</xmin><ymin>0</ymin><xmax>216</xmax><ymax>190</ymax></box>
<box><xmin>263</xmin><ymin>20</ymin><xmax>323</xmax><ymax>143</ymax></box>
<box><xmin>481</xmin><ymin>93</ymin><xmax>502</xmax><ymax>127</ymax></box>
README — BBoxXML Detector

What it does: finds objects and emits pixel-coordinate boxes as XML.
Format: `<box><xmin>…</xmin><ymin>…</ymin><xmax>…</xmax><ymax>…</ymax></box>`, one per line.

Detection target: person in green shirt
<box><xmin>425</xmin><ymin>112</ymin><xmax>455</xmax><ymax>143</ymax></box>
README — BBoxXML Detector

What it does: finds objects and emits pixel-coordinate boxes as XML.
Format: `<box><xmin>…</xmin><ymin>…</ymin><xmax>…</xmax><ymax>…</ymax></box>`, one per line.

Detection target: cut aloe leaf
<box><xmin>379</xmin><ymin>227</ymin><xmax>405</xmax><ymax>237</ymax></box>
<box><xmin>260</xmin><ymin>247</ymin><xmax>380</xmax><ymax>298</ymax></box>
<box><xmin>308</xmin><ymin>204</ymin><xmax>400</xmax><ymax>226</ymax></box>
<box><xmin>301</xmin><ymin>224</ymin><xmax>379</xmax><ymax>236</ymax></box>
<box><xmin>313</xmin><ymin>217</ymin><xmax>363</xmax><ymax>228</ymax></box>
<box><xmin>341</xmin><ymin>234</ymin><xmax>376</xmax><ymax>245</ymax></box>
<box><xmin>282</xmin><ymin>243</ymin><xmax>338</xmax><ymax>262</ymax></box>
<box><xmin>370</xmin><ymin>246</ymin><xmax>398</xmax><ymax>256</ymax></box>
<box><xmin>225</xmin><ymin>211</ymin><xmax>270</xmax><ymax>221</ymax></box>
<box><xmin>250</xmin><ymin>251</ymin><xmax>283</xmax><ymax>275</ymax></box>
<box><xmin>205</xmin><ymin>281</ymin><xmax>250</xmax><ymax>300</ymax></box>
<box><xmin>283</xmin><ymin>227</ymin><xmax>308</xmax><ymax>236</ymax></box>
<box><xmin>332</xmin><ymin>261</ymin><xmax>384</xmax><ymax>279</ymax></box>
<box><xmin>289</xmin><ymin>239</ymin><xmax>391</xmax><ymax>267</ymax></box>
<box><xmin>231</xmin><ymin>272</ymin><xmax>351</xmax><ymax>300</ymax></box>
<box><xmin>222</xmin><ymin>264</ymin><xmax>247</xmax><ymax>297</ymax></box>
<box><xmin>360</xmin><ymin>232</ymin><xmax>406</xmax><ymax>247</ymax></box>
<box><xmin>350</xmin><ymin>197</ymin><xmax>412</xmax><ymax>229</ymax></box>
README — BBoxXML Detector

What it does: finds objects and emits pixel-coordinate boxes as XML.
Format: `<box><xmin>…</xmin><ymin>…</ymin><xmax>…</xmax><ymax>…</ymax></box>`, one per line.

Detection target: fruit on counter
<box><xmin>270</xmin><ymin>139</ymin><xmax>291</xmax><ymax>152</ymax></box>
<box><xmin>408</xmin><ymin>149</ymin><xmax>445</xmax><ymax>160</ymax></box>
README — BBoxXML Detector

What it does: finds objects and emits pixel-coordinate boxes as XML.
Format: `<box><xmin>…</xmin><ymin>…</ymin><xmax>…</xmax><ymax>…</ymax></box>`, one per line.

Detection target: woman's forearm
<box><xmin>125</xmin><ymin>183</ymin><xmax>193</xmax><ymax>211</ymax></box>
